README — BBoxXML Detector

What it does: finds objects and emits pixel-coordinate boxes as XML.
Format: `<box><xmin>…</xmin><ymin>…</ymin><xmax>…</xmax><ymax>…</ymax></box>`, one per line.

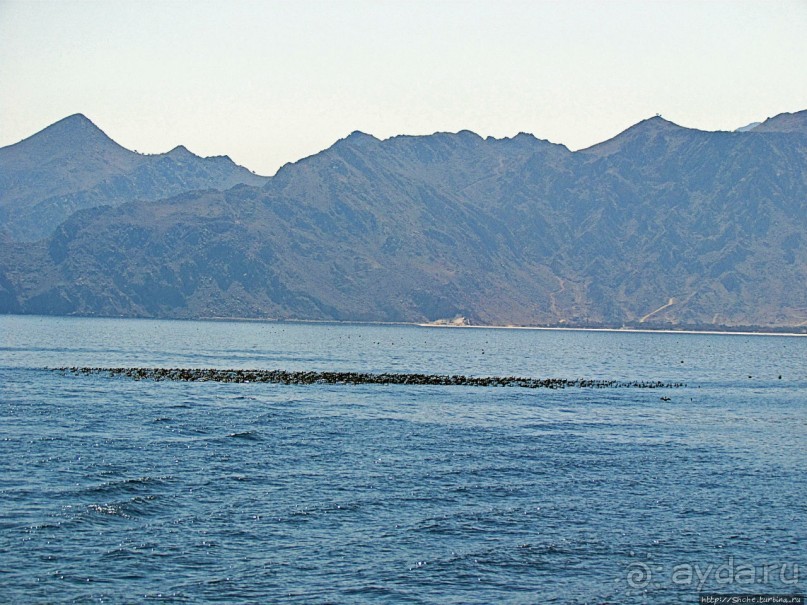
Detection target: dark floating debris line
<box><xmin>54</xmin><ymin>367</ymin><xmax>685</xmax><ymax>389</ymax></box>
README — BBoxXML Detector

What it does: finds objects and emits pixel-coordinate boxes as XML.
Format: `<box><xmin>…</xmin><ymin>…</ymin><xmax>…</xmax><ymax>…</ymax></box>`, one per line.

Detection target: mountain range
<box><xmin>1</xmin><ymin>111</ymin><xmax>805</xmax><ymax>330</ymax></box>
<box><xmin>0</xmin><ymin>114</ymin><xmax>267</xmax><ymax>242</ymax></box>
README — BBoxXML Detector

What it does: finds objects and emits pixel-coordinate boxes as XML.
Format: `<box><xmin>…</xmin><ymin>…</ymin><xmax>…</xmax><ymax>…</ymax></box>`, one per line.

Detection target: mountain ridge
<box><xmin>0</xmin><ymin>114</ymin><xmax>269</xmax><ymax>241</ymax></box>
<box><xmin>1</xmin><ymin>110</ymin><xmax>805</xmax><ymax>329</ymax></box>
<box><xmin>751</xmin><ymin>109</ymin><xmax>807</xmax><ymax>133</ymax></box>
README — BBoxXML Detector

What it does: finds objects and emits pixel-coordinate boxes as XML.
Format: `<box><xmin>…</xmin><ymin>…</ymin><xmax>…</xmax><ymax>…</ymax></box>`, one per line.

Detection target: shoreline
<box><xmin>3</xmin><ymin>312</ymin><xmax>805</xmax><ymax>337</ymax></box>
<box><xmin>416</xmin><ymin>323</ymin><xmax>807</xmax><ymax>337</ymax></box>
<box><xmin>193</xmin><ymin>314</ymin><xmax>807</xmax><ymax>337</ymax></box>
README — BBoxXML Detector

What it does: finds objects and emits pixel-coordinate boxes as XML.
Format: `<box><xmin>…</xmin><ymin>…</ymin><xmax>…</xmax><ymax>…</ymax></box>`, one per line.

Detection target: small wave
<box><xmin>225</xmin><ymin>430</ymin><xmax>260</xmax><ymax>441</ymax></box>
<box><xmin>84</xmin><ymin>476</ymin><xmax>172</xmax><ymax>496</ymax></box>
<box><xmin>86</xmin><ymin>495</ymin><xmax>159</xmax><ymax>520</ymax></box>
<box><xmin>87</xmin><ymin>503</ymin><xmax>127</xmax><ymax>517</ymax></box>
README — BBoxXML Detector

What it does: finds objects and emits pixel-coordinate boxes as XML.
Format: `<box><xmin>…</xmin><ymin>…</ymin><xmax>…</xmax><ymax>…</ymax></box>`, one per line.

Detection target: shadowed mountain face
<box><xmin>0</xmin><ymin>112</ymin><xmax>805</xmax><ymax>329</ymax></box>
<box><xmin>0</xmin><ymin>114</ymin><xmax>268</xmax><ymax>241</ymax></box>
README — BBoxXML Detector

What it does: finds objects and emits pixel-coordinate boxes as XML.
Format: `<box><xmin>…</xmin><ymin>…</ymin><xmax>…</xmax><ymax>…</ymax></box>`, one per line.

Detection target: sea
<box><xmin>0</xmin><ymin>315</ymin><xmax>804</xmax><ymax>604</ymax></box>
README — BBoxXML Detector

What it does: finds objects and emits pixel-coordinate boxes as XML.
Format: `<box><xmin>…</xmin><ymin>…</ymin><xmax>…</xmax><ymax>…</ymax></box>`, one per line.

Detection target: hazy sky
<box><xmin>1</xmin><ymin>0</ymin><xmax>805</xmax><ymax>175</ymax></box>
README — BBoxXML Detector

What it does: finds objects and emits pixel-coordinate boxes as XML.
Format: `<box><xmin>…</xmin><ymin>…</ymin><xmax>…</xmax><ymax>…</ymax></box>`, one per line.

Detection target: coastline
<box><xmin>417</xmin><ymin>322</ymin><xmax>807</xmax><ymax>338</ymax></box>
<box><xmin>2</xmin><ymin>312</ymin><xmax>805</xmax><ymax>337</ymax></box>
<box><xmin>197</xmin><ymin>313</ymin><xmax>807</xmax><ymax>337</ymax></box>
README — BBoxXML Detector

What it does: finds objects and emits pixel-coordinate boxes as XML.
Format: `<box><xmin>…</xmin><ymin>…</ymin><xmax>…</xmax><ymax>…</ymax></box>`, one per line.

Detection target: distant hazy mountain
<box><xmin>0</xmin><ymin>111</ymin><xmax>805</xmax><ymax>330</ymax></box>
<box><xmin>0</xmin><ymin>114</ymin><xmax>268</xmax><ymax>241</ymax></box>
<box><xmin>734</xmin><ymin>122</ymin><xmax>762</xmax><ymax>132</ymax></box>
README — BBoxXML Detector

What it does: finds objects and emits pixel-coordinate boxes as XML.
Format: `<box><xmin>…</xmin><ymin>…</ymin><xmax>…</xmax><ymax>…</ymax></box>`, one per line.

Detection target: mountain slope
<box><xmin>751</xmin><ymin>109</ymin><xmax>807</xmax><ymax>133</ymax></box>
<box><xmin>0</xmin><ymin>112</ymin><xmax>805</xmax><ymax>329</ymax></box>
<box><xmin>0</xmin><ymin>114</ymin><xmax>268</xmax><ymax>241</ymax></box>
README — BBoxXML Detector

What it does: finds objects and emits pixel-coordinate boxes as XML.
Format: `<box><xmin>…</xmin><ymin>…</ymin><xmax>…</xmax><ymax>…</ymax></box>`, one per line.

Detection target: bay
<box><xmin>0</xmin><ymin>315</ymin><xmax>804</xmax><ymax>603</ymax></box>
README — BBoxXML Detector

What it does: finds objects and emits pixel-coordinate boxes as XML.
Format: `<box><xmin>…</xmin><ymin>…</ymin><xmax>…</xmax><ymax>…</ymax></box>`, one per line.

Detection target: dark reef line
<box><xmin>54</xmin><ymin>367</ymin><xmax>685</xmax><ymax>389</ymax></box>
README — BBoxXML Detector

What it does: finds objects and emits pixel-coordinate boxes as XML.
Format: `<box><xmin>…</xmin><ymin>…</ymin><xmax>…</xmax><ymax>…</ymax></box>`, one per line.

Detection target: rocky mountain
<box><xmin>750</xmin><ymin>109</ymin><xmax>807</xmax><ymax>133</ymax></box>
<box><xmin>1</xmin><ymin>111</ymin><xmax>805</xmax><ymax>330</ymax></box>
<box><xmin>0</xmin><ymin>114</ymin><xmax>268</xmax><ymax>241</ymax></box>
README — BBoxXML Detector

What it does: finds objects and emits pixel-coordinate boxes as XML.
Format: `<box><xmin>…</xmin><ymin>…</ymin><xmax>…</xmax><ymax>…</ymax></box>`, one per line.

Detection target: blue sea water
<box><xmin>0</xmin><ymin>315</ymin><xmax>804</xmax><ymax>604</ymax></box>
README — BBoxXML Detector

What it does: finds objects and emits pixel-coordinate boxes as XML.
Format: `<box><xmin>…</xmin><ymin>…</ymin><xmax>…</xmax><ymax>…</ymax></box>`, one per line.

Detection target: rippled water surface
<box><xmin>1</xmin><ymin>315</ymin><xmax>805</xmax><ymax>603</ymax></box>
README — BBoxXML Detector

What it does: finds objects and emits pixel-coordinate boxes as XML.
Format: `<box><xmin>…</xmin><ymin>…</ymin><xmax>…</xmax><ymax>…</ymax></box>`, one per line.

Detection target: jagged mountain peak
<box><xmin>610</xmin><ymin>115</ymin><xmax>686</xmax><ymax>139</ymax></box>
<box><xmin>346</xmin><ymin>130</ymin><xmax>376</xmax><ymax>139</ymax></box>
<box><xmin>385</xmin><ymin>130</ymin><xmax>485</xmax><ymax>145</ymax></box>
<box><xmin>339</xmin><ymin>130</ymin><xmax>380</xmax><ymax>145</ymax></box>
<box><xmin>751</xmin><ymin>109</ymin><xmax>807</xmax><ymax>134</ymax></box>
<box><xmin>2</xmin><ymin>112</ymin><xmax>127</xmax><ymax>157</ymax></box>
<box><xmin>0</xmin><ymin>114</ymin><xmax>269</xmax><ymax>242</ymax></box>
<box><xmin>281</xmin><ymin>128</ymin><xmax>557</xmax><ymax>180</ymax></box>
<box><xmin>166</xmin><ymin>145</ymin><xmax>199</xmax><ymax>159</ymax></box>
<box><xmin>579</xmin><ymin>115</ymin><xmax>687</xmax><ymax>157</ymax></box>
<box><xmin>453</xmin><ymin>129</ymin><xmax>483</xmax><ymax>139</ymax></box>
<box><xmin>488</xmin><ymin>131</ymin><xmax>570</xmax><ymax>153</ymax></box>
<box><xmin>44</xmin><ymin>113</ymin><xmax>99</xmax><ymax>133</ymax></box>
<box><xmin>638</xmin><ymin>114</ymin><xmax>680</xmax><ymax>128</ymax></box>
<box><xmin>51</xmin><ymin>113</ymin><xmax>96</xmax><ymax>129</ymax></box>
<box><xmin>323</xmin><ymin>130</ymin><xmax>381</xmax><ymax>156</ymax></box>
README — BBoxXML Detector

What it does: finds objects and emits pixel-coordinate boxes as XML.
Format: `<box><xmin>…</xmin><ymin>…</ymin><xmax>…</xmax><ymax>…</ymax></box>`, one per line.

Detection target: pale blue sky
<box><xmin>1</xmin><ymin>0</ymin><xmax>805</xmax><ymax>175</ymax></box>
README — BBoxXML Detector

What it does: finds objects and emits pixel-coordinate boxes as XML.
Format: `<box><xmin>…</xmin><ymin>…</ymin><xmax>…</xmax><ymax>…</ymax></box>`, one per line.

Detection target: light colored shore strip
<box><xmin>417</xmin><ymin>323</ymin><xmax>806</xmax><ymax>337</ymax></box>
<box><xmin>148</xmin><ymin>315</ymin><xmax>807</xmax><ymax>337</ymax></box>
